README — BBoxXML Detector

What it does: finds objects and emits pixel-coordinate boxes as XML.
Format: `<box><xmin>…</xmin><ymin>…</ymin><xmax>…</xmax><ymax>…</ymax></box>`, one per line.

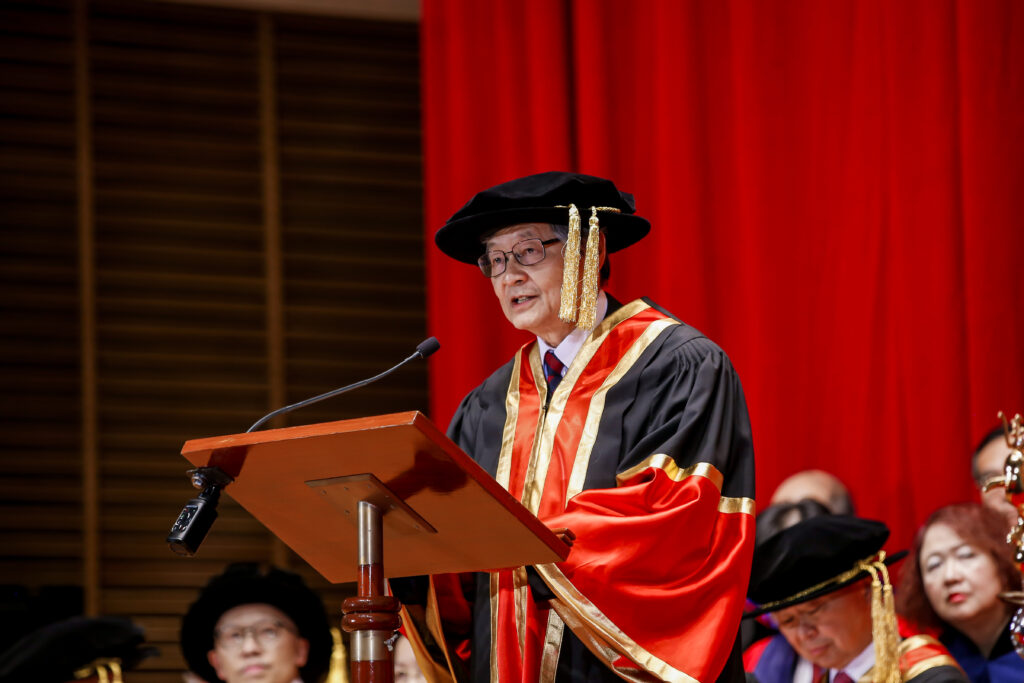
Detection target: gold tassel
<box><xmin>327</xmin><ymin>627</ymin><xmax>350</xmax><ymax>683</ymax></box>
<box><xmin>858</xmin><ymin>557</ymin><xmax>900</xmax><ymax>683</ymax></box>
<box><xmin>73</xmin><ymin>658</ymin><xmax>121</xmax><ymax>683</ymax></box>
<box><xmin>558</xmin><ymin>204</ymin><xmax>581</xmax><ymax>324</ymax></box>
<box><xmin>576</xmin><ymin>207</ymin><xmax>601</xmax><ymax>330</ymax></box>
<box><xmin>877</xmin><ymin>560</ymin><xmax>902</xmax><ymax>683</ymax></box>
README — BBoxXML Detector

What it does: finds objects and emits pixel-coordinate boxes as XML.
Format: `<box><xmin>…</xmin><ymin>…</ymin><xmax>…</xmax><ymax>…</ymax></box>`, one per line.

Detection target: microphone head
<box><xmin>416</xmin><ymin>337</ymin><xmax>441</xmax><ymax>359</ymax></box>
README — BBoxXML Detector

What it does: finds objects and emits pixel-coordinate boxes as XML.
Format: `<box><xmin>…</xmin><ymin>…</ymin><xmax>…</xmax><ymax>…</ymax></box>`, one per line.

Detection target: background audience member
<box><xmin>769</xmin><ymin>470</ymin><xmax>855</xmax><ymax>515</ymax></box>
<box><xmin>393</xmin><ymin>635</ymin><xmax>427</xmax><ymax>683</ymax></box>
<box><xmin>745</xmin><ymin>515</ymin><xmax>966</xmax><ymax>683</ymax></box>
<box><xmin>0</xmin><ymin>615</ymin><xmax>157</xmax><ymax>683</ymax></box>
<box><xmin>743</xmin><ymin>499</ymin><xmax>835</xmax><ymax>651</ymax></box>
<box><xmin>897</xmin><ymin>503</ymin><xmax>1023</xmax><ymax>682</ymax></box>
<box><xmin>181</xmin><ymin>563</ymin><xmax>334</xmax><ymax>683</ymax></box>
<box><xmin>972</xmin><ymin>427</ymin><xmax>1019</xmax><ymax>528</ymax></box>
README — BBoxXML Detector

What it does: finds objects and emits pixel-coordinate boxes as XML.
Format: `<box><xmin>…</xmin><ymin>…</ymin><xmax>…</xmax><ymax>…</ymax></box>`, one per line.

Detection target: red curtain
<box><xmin>421</xmin><ymin>0</ymin><xmax>1024</xmax><ymax>551</ymax></box>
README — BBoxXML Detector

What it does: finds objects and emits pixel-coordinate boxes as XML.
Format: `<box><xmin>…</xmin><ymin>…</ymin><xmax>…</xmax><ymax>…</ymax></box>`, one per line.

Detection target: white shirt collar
<box><xmin>793</xmin><ymin>656</ymin><xmax>815</xmax><ymax>683</ymax></box>
<box><xmin>537</xmin><ymin>291</ymin><xmax>608</xmax><ymax>372</ymax></box>
<box><xmin>832</xmin><ymin>642</ymin><xmax>875</xmax><ymax>682</ymax></box>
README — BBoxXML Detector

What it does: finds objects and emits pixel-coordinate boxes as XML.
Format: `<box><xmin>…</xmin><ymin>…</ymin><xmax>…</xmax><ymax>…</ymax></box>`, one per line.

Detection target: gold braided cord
<box><xmin>752</xmin><ymin>553</ymin><xmax>882</xmax><ymax>613</ymax></box>
<box><xmin>554</xmin><ymin>205</ymin><xmax>623</xmax><ymax>215</ymax></box>
<box><xmin>577</xmin><ymin>207</ymin><xmax>602</xmax><ymax>330</ymax></box>
<box><xmin>558</xmin><ymin>204</ymin><xmax>582</xmax><ymax>323</ymax></box>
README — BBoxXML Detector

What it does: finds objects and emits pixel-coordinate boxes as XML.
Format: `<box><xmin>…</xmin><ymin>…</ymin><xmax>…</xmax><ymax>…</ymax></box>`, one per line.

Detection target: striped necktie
<box><xmin>543</xmin><ymin>350</ymin><xmax>565</xmax><ymax>393</ymax></box>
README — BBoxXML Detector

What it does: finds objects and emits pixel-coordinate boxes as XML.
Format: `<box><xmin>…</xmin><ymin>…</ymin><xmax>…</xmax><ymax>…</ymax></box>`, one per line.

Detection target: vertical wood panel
<box><xmin>0</xmin><ymin>0</ymin><xmax>84</xmax><ymax>648</ymax></box>
<box><xmin>257</xmin><ymin>13</ymin><xmax>290</xmax><ymax>567</ymax></box>
<box><xmin>74</xmin><ymin>0</ymin><xmax>101</xmax><ymax>619</ymax></box>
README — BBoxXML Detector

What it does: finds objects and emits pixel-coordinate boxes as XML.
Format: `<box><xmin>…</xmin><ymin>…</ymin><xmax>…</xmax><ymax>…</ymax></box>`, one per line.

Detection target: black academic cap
<box><xmin>0</xmin><ymin>615</ymin><xmax>158</xmax><ymax>683</ymax></box>
<box><xmin>435</xmin><ymin>171</ymin><xmax>651</xmax><ymax>264</ymax></box>
<box><xmin>180</xmin><ymin>563</ymin><xmax>333</xmax><ymax>683</ymax></box>
<box><xmin>745</xmin><ymin>515</ymin><xmax>906</xmax><ymax>618</ymax></box>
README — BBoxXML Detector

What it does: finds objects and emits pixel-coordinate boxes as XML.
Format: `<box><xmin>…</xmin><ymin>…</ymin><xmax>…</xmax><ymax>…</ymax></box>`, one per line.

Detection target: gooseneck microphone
<box><xmin>167</xmin><ymin>337</ymin><xmax>441</xmax><ymax>556</ymax></box>
<box><xmin>246</xmin><ymin>336</ymin><xmax>441</xmax><ymax>433</ymax></box>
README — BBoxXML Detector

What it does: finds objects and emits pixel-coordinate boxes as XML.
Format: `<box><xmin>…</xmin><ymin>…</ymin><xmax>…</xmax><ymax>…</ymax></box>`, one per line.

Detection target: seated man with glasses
<box><xmin>393</xmin><ymin>172</ymin><xmax>756</xmax><ymax>682</ymax></box>
<box><xmin>181</xmin><ymin>563</ymin><xmax>334</xmax><ymax>683</ymax></box>
<box><xmin>971</xmin><ymin>425</ymin><xmax>1019</xmax><ymax>528</ymax></box>
<box><xmin>744</xmin><ymin>516</ymin><xmax>967</xmax><ymax>683</ymax></box>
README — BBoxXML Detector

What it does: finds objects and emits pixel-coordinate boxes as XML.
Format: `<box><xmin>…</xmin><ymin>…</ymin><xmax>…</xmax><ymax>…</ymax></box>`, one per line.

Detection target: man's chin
<box><xmin>506</xmin><ymin>311</ymin><xmax>542</xmax><ymax>334</ymax></box>
<box><xmin>235</xmin><ymin>665</ymin><xmax>275</xmax><ymax>681</ymax></box>
<box><xmin>800</xmin><ymin>646</ymin><xmax>838</xmax><ymax>669</ymax></box>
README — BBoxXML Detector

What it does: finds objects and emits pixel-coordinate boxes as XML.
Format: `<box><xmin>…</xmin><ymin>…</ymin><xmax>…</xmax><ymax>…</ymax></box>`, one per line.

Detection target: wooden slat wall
<box><xmin>0</xmin><ymin>0</ymin><xmax>84</xmax><ymax>649</ymax></box>
<box><xmin>0</xmin><ymin>1</ymin><xmax>423</xmax><ymax>679</ymax></box>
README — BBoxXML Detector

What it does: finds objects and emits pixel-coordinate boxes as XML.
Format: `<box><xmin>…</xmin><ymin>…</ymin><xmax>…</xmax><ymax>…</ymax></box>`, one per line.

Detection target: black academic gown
<box><xmin>403</xmin><ymin>296</ymin><xmax>756</xmax><ymax>683</ymax></box>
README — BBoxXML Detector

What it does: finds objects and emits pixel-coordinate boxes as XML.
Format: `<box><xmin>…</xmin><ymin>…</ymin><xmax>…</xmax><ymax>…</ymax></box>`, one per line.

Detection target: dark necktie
<box><xmin>543</xmin><ymin>350</ymin><xmax>565</xmax><ymax>393</ymax></box>
<box><xmin>833</xmin><ymin>672</ymin><xmax>854</xmax><ymax>683</ymax></box>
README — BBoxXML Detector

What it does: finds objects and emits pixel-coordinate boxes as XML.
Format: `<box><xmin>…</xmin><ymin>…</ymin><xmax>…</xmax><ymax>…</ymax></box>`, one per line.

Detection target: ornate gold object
<box><xmin>992</xmin><ymin>411</ymin><xmax>1024</xmax><ymax>657</ymax></box>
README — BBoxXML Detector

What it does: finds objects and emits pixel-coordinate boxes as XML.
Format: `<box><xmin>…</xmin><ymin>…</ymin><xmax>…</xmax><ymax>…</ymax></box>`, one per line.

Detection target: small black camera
<box><xmin>167</xmin><ymin>467</ymin><xmax>234</xmax><ymax>556</ymax></box>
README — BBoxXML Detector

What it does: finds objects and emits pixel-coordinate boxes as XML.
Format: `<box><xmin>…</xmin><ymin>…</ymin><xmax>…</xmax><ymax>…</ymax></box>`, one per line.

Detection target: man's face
<box><xmin>975</xmin><ymin>439</ymin><xmax>1020</xmax><ymax>527</ymax></box>
<box><xmin>484</xmin><ymin>223</ymin><xmax>575</xmax><ymax>346</ymax></box>
<box><xmin>208</xmin><ymin>604</ymin><xmax>310</xmax><ymax>683</ymax></box>
<box><xmin>920</xmin><ymin>522</ymin><xmax>1005</xmax><ymax>631</ymax></box>
<box><xmin>774</xmin><ymin>586</ymin><xmax>873</xmax><ymax>671</ymax></box>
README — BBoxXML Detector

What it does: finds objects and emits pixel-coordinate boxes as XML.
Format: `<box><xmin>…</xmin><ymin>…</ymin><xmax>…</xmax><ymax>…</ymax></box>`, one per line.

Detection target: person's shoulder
<box><xmin>899</xmin><ymin>633</ymin><xmax>970</xmax><ymax>683</ymax></box>
<box><xmin>742</xmin><ymin>634</ymin><xmax>795</xmax><ymax>683</ymax></box>
<box><xmin>629</xmin><ymin>297</ymin><xmax>732</xmax><ymax>364</ymax></box>
<box><xmin>741</xmin><ymin>634</ymin><xmax>773</xmax><ymax>671</ymax></box>
<box><xmin>452</xmin><ymin>348</ymin><xmax>524</xmax><ymax>416</ymax></box>
<box><xmin>471</xmin><ymin>351</ymin><xmax>521</xmax><ymax>394</ymax></box>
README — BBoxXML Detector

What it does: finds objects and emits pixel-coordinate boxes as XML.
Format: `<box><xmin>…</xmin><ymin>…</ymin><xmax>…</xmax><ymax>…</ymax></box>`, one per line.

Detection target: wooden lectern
<box><xmin>181</xmin><ymin>411</ymin><xmax>570</xmax><ymax>683</ymax></box>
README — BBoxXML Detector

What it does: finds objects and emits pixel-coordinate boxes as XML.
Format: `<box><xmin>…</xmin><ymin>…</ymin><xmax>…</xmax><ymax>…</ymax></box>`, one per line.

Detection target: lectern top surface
<box><xmin>181</xmin><ymin>411</ymin><xmax>569</xmax><ymax>583</ymax></box>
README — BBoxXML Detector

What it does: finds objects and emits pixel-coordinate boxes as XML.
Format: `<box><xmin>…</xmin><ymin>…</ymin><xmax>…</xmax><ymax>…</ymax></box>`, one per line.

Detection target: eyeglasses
<box><xmin>214</xmin><ymin>619</ymin><xmax>295</xmax><ymax>651</ymax></box>
<box><xmin>477</xmin><ymin>237</ymin><xmax>561</xmax><ymax>278</ymax></box>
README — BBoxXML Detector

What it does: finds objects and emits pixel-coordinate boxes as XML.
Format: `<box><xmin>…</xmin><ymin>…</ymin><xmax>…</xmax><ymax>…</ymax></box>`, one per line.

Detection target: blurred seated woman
<box><xmin>897</xmin><ymin>502</ymin><xmax>1023</xmax><ymax>682</ymax></box>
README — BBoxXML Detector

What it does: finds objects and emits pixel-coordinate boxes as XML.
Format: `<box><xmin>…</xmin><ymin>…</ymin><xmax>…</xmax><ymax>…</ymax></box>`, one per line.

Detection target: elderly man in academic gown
<box><xmin>396</xmin><ymin>171</ymin><xmax>757</xmax><ymax>683</ymax></box>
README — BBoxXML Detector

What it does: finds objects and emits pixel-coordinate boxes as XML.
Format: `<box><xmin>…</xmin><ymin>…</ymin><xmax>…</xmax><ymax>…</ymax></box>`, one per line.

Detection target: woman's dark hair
<box><xmin>896</xmin><ymin>502</ymin><xmax>1017</xmax><ymax>631</ymax></box>
<box><xmin>972</xmin><ymin>424</ymin><xmax>1008</xmax><ymax>485</ymax></box>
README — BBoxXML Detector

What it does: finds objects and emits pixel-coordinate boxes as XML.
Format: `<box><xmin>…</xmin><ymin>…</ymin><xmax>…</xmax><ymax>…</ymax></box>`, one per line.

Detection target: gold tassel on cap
<box><xmin>555</xmin><ymin>204</ymin><xmax>620</xmax><ymax>331</ymax></box>
<box><xmin>858</xmin><ymin>554</ymin><xmax>901</xmax><ymax>683</ymax></box>
<box><xmin>558</xmin><ymin>204</ymin><xmax>582</xmax><ymax>324</ymax></box>
<box><xmin>576</xmin><ymin>208</ymin><xmax>602</xmax><ymax>330</ymax></box>
<box><xmin>327</xmin><ymin>627</ymin><xmax>350</xmax><ymax>683</ymax></box>
<box><xmin>73</xmin><ymin>658</ymin><xmax>123</xmax><ymax>683</ymax></box>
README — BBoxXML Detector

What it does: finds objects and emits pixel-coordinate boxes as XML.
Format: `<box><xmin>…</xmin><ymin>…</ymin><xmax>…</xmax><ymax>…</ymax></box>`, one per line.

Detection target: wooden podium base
<box><xmin>341</xmin><ymin>500</ymin><xmax>400</xmax><ymax>683</ymax></box>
